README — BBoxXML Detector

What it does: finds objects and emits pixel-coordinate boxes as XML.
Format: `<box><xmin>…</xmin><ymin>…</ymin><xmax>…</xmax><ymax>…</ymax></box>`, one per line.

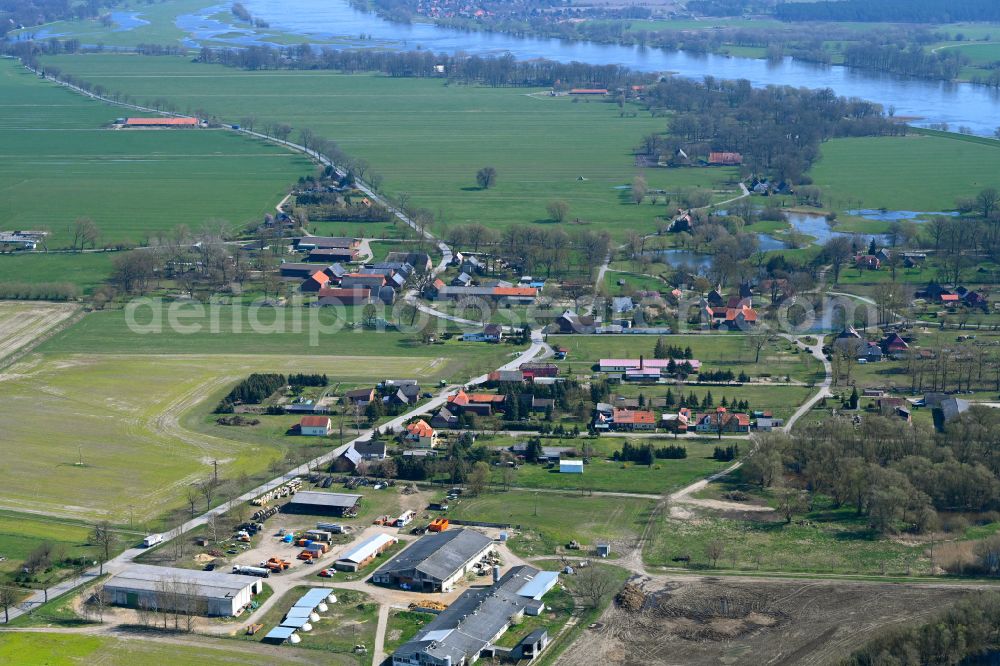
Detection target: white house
<box><xmin>300</xmin><ymin>415</ymin><xmax>332</xmax><ymax>436</ymax></box>
<box><xmin>559</xmin><ymin>459</ymin><xmax>584</xmax><ymax>474</ymax></box>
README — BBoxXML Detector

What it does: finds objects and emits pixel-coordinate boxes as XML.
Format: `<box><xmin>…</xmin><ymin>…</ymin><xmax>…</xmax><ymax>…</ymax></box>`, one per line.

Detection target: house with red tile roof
<box><xmin>611</xmin><ymin>408</ymin><xmax>656</xmax><ymax>431</ymax></box>
<box><xmin>693</xmin><ymin>407</ymin><xmax>750</xmax><ymax>434</ymax></box>
<box><xmin>403</xmin><ymin>419</ymin><xmax>438</xmax><ymax>448</ymax></box>
<box><xmin>300</xmin><ymin>415</ymin><xmax>332</xmax><ymax>436</ymax></box>
<box><xmin>301</xmin><ymin>270</ymin><xmax>332</xmax><ymax>292</ymax></box>
<box><xmin>316</xmin><ymin>287</ymin><xmax>372</xmax><ymax>306</ymax></box>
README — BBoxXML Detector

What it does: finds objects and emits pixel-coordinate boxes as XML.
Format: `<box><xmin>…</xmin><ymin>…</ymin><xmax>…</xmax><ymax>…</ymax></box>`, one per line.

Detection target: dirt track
<box><xmin>556</xmin><ymin>576</ymin><xmax>976</xmax><ymax>666</ymax></box>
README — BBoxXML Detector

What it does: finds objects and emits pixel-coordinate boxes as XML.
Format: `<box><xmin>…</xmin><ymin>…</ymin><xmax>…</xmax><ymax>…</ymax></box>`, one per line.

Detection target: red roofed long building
<box><xmin>124</xmin><ymin>117</ymin><xmax>199</xmax><ymax>127</ymax></box>
<box><xmin>708</xmin><ymin>151</ymin><xmax>742</xmax><ymax>166</ymax></box>
<box><xmin>611</xmin><ymin>408</ymin><xmax>656</xmax><ymax>431</ymax></box>
<box><xmin>316</xmin><ymin>287</ymin><xmax>371</xmax><ymax>306</ymax></box>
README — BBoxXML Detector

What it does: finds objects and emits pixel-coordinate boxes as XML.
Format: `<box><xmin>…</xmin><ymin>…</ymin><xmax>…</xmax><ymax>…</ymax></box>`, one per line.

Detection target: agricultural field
<box><xmin>447</xmin><ymin>489</ymin><xmax>654</xmax><ymax>557</ymax></box>
<box><xmin>810</xmin><ymin>132</ymin><xmax>1000</xmax><ymax>214</ymax></box>
<box><xmin>0</xmin><ymin>305</ymin><xmax>505</xmax><ymax>524</ymax></box>
<box><xmin>0</xmin><ymin>631</ymin><xmax>331</xmax><ymax>666</ymax></box>
<box><xmin>0</xmin><ymin>60</ymin><xmax>313</xmax><ymax>248</ymax></box>
<box><xmin>0</xmin><ymin>254</ymin><xmax>116</xmax><ymax>297</ymax></box>
<box><xmin>37</xmin><ymin>305</ymin><xmax>513</xmax><ymax>371</ymax></box>
<box><xmin>549</xmin><ymin>333</ymin><xmax>826</xmax><ymax>385</ymax></box>
<box><xmin>0</xmin><ymin>300</ymin><xmax>78</xmax><ymax>363</ymax></box>
<box><xmin>39</xmin><ymin>54</ymin><xmax>741</xmax><ymax>241</ymax></box>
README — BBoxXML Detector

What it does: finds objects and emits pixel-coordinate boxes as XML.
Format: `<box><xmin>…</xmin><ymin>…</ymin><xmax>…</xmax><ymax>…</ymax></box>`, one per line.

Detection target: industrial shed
<box><xmin>372</xmin><ymin>528</ymin><xmax>492</xmax><ymax>592</ymax></box>
<box><xmin>391</xmin><ymin>566</ymin><xmax>557</xmax><ymax>666</ymax></box>
<box><xmin>283</xmin><ymin>491</ymin><xmax>362</xmax><ymax>517</ymax></box>
<box><xmin>335</xmin><ymin>533</ymin><xmax>398</xmax><ymax>572</ymax></box>
<box><xmin>103</xmin><ymin>564</ymin><xmax>263</xmax><ymax>617</ymax></box>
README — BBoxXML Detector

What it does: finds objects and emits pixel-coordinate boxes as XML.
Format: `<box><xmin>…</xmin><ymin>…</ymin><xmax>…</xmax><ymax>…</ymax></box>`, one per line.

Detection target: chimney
<box><xmin>493</xmin><ymin>565</ymin><xmax>501</xmax><ymax>584</ymax></box>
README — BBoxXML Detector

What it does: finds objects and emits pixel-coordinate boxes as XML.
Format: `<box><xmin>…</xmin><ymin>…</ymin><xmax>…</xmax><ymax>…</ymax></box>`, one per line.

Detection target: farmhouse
<box><xmin>391</xmin><ymin>565</ymin><xmax>557</xmax><ymax>666</ymax></box>
<box><xmin>611</xmin><ymin>408</ymin><xmax>657</xmax><ymax>431</ymax></box>
<box><xmin>283</xmin><ymin>491</ymin><xmax>362</xmax><ymax>517</ymax></box>
<box><xmin>299</xmin><ymin>415</ymin><xmax>332</xmax><ymax>436</ymax></box>
<box><xmin>334</xmin><ymin>533</ymin><xmax>398</xmax><ymax>571</ymax></box>
<box><xmin>124</xmin><ymin>117</ymin><xmax>199</xmax><ymax>127</ymax></box>
<box><xmin>404</xmin><ymin>419</ymin><xmax>438</xmax><ymax>448</ymax></box>
<box><xmin>104</xmin><ymin>564</ymin><xmax>263</xmax><ymax>617</ymax></box>
<box><xmin>448</xmin><ymin>390</ymin><xmax>506</xmax><ymax>416</ymax></box>
<box><xmin>344</xmin><ymin>388</ymin><xmax>376</xmax><ymax>406</ymax></box>
<box><xmin>333</xmin><ymin>439</ymin><xmax>388</xmax><ymax>472</ymax></box>
<box><xmin>385</xmin><ymin>251</ymin><xmax>433</xmax><ymax>272</ymax></box>
<box><xmin>372</xmin><ymin>528</ymin><xmax>493</xmax><ymax>592</ymax></box>
<box><xmin>694</xmin><ymin>408</ymin><xmax>751</xmax><ymax>434</ymax></box>
<box><xmin>463</xmin><ymin>323</ymin><xmax>503</xmax><ymax>343</ymax></box>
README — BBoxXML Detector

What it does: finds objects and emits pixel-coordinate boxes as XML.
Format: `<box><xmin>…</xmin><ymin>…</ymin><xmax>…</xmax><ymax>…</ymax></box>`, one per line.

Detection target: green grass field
<box><xmin>251</xmin><ymin>587</ymin><xmax>375</xmax><ymax>662</ymax></box>
<box><xmin>0</xmin><ymin>253</ymin><xmax>117</xmax><ymax>295</ymax></box>
<box><xmin>447</xmin><ymin>490</ymin><xmax>654</xmax><ymax>557</ymax></box>
<box><xmin>493</xmin><ymin>439</ymin><xmax>734</xmax><ymax>495</ymax></box>
<box><xmin>0</xmin><ymin>61</ymin><xmax>312</xmax><ymax>248</ymax></box>
<box><xmin>0</xmin><ymin>347</ymin><xmax>482</xmax><ymax>523</ymax></box>
<box><xmin>810</xmin><ymin>133</ymin><xmax>1000</xmax><ymax>213</ymax></box>
<box><xmin>549</xmin><ymin>333</ymin><xmax>825</xmax><ymax>384</ymax></box>
<box><xmin>39</xmin><ymin>54</ymin><xmax>738</xmax><ymax>241</ymax></box>
<box><xmin>0</xmin><ymin>632</ymin><xmax>330</xmax><ymax>666</ymax></box>
<box><xmin>36</xmin><ymin>305</ymin><xmax>512</xmax><ymax>365</ymax></box>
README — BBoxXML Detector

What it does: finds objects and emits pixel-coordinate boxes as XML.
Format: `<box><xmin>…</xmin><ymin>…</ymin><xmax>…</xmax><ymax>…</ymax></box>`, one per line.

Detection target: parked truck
<box><xmin>142</xmin><ymin>534</ymin><xmax>163</xmax><ymax>548</ymax></box>
<box><xmin>232</xmin><ymin>565</ymin><xmax>270</xmax><ymax>578</ymax></box>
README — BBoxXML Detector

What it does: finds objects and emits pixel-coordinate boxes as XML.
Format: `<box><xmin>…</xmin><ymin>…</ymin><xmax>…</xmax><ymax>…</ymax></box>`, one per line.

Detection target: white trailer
<box><xmin>142</xmin><ymin>534</ymin><xmax>163</xmax><ymax>548</ymax></box>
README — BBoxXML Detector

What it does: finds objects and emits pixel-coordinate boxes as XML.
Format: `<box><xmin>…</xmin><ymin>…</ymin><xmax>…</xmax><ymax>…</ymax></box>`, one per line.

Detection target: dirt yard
<box><xmin>556</xmin><ymin>575</ymin><xmax>977</xmax><ymax>665</ymax></box>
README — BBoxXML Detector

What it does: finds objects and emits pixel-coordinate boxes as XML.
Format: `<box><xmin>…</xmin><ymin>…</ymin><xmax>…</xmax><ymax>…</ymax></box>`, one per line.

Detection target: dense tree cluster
<box><xmin>747</xmin><ymin>409</ymin><xmax>1000</xmax><ymax>535</ymax></box>
<box><xmin>0</xmin><ymin>282</ymin><xmax>79</xmax><ymax>301</ymax></box>
<box><xmin>843</xmin><ymin>41</ymin><xmax>966</xmax><ymax>81</ymax></box>
<box><xmin>653</xmin><ymin>338</ymin><xmax>693</xmax><ymax>360</ymax></box>
<box><xmin>613</xmin><ymin>441</ymin><xmax>687</xmax><ymax>464</ymax></box>
<box><xmin>844</xmin><ymin>592</ymin><xmax>1000</xmax><ymax>665</ymax></box>
<box><xmin>287</xmin><ymin>373</ymin><xmax>328</xmax><ymax>387</ymax></box>
<box><xmin>216</xmin><ymin>373</ymin><xmax>286</xmax><ymax>413</ymax></box>
<box><xmin>640</xmin><ymin>77</ymin><xmax>903</xmax><ymax>183</ymax></box>
<box><xmin>196</xmin><ymin>44</ymin><xmax>641</xmax><ymax>89</ymax></box>
<box><xmin>777</xmin><ymin>0</ymin><xmax>1000</xmax><ymax>23</ymax></box>
<box><xmin>444</xmin><ymin>223</ymin><xmax>610</xmax><ymax>278</ymax></box>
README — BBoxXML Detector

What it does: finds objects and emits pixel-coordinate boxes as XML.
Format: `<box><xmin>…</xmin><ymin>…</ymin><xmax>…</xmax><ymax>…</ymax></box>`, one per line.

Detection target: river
<box><xmin>224</xmin><ymin>0</ymin><xmax>1000</xmax><ymax>135</ymax></box>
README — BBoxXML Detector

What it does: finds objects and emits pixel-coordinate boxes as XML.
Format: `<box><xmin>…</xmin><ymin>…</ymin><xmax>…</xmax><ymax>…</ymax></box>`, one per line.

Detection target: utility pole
<box><xmin>212</xmin><ymin>460</ymin><xmax>218</xmax><ymax>483</ymax></box>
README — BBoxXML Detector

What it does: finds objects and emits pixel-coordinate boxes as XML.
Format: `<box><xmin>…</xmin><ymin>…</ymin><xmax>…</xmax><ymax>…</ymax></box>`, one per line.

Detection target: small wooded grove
<box><xmin>215</xmin><ymin>373</ymin><xmax>328</xmax><ymax>412</ymax></box>
<box><xmin>640</xmin><ymin>76</ymin><xmax>903</xmax><ymax>184</ymax></box>
<box><xmin>843</xmin><ymin>592</ymin><xmax>1000</xmax><ymax>666</ymax></box>
<box><xmin>745</xmin><ymin>409</ymin><xmax>1000</xmax><ymax>538</ymax></box>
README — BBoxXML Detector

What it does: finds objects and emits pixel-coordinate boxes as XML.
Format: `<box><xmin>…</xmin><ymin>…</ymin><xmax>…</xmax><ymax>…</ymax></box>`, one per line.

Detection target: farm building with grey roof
<box><xmin>373</xmin><ymin>528</ymin><xmax>493</xmax><ymax>592</ymax></box>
